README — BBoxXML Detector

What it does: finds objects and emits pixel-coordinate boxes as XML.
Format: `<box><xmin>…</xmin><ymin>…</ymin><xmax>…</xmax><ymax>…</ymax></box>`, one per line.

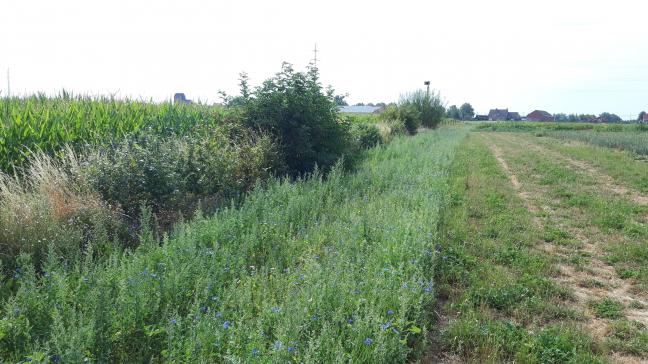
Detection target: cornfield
<box><xmin>0</xmin><ymin>94</ymin><xmax>232</xmax><ymax>171</ymax></box>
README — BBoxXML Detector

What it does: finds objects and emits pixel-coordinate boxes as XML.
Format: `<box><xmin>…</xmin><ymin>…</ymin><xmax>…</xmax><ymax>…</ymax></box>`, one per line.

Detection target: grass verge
<box><xmin>432</xmin><ymin>134</ymin><xmax>605</xmax><ymax>363</ymax></box>
<box><xmin>0</xmin><ymin>128</ymin><xmax>466</xmax><ymax>363</ymax></box>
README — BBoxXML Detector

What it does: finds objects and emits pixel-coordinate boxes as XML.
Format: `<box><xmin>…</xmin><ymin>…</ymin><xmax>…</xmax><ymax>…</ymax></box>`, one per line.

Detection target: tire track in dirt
<box><xmin>506</xmin><ymin>133</ymin><xmax>648</xmax><ymax>206</ymax></box>
<box><xmin>488</xmin><ymin>143</ymin><xmax>543</xmax><ymax>227</ymax></box>
<box><xmin>483</xmin><ymin>133</ymin><xmax>648</xmax><ymax>362</ymax></box>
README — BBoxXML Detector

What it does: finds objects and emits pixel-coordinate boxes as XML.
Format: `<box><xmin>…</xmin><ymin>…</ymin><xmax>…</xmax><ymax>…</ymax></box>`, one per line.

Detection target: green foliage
<box><xmin>448</xmin><ymin>103</ymin><xmax>475</xmax><ymax>121</ymax></box>
<box><xmin>350</xmin><ymin>123</ymin><xmax>383</xmax><ymax>150</ymax></box>
<box><xmin>477</xmin><ymin>122</ymin><xmax>648</xmax><ymax>156</ymax></box>
<box><xmin>0</xmin><ymin>128</ymin><xmax>468</xmax><ymax>363</ymax></box>
<box><xmin>589</xmin><ymin>298</ymin><xmax>624</xmax><ymax>319</ymax></box>
<box><xmin>397</xmin><ymin>104</ymin><xmax>421</xmax><ymax>135</ymax></box>
<box><xmin>0</xmin><ymin>94</ymin><xmax>235</xmax><ymax>172</ymax></box>
<box><xmin>435</xmin><ymin>134</ymin><xmax>603</xmax><ymax>362</ymax></box>
<box><xmin>398</xmin><ymin>89</ymin><xmax>445</xmax><ymax>129</ymax></box>
<box><xmin>243</xmin><ymin>63</ymin><xmax>354</xmax><ymax>176</ymax></box>
<box><xmin>599</xmin><ymin>112</ymin><xmax>622</xmax><ymax>123</ymax></box>
<box><xmin>538</xmin><ymin>130</ymin><xmax>648</xmax><ymax>156</ymax></box>
<box><xmin>83</xmin><ymin>126</ymin><xmax>282</xmax><ymax>229</ymax></box>
<box><xmin>605</xmin><ymin>320</ymin><xmax>648</xmax><ymax>356</ymax></box>
<box><xmin>520</xmin><ymin>325</ymin><xmax>603</xmax><ymax>363</ymax></box>
<box><xmin>0</xmin><ymin>125</ymin><xmax>282</xmax><ymax>270</ymax></box>
<box><xmin>446</xmin><ymin>105</ymin><xmax>460</xmax><ymax>120</ymax></box>
<box><xmin>459</xmin><ymin>103</ymin><xmax>475</xmax><ymax>120</ymax></box>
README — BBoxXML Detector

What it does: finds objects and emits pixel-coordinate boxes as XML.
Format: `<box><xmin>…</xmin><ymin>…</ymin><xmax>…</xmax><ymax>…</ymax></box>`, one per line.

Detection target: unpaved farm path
<box><xmin>483</xmin><ymin>132</ymin><xmax>648</xmax><ymax>364</ymax></box>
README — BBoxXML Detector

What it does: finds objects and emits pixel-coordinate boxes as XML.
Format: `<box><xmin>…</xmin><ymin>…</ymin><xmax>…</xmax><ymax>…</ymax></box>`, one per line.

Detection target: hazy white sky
<box><xmin>1</xmin><ymin>0</ymin><xmax>647</xmax><ymax>118</ymax></box>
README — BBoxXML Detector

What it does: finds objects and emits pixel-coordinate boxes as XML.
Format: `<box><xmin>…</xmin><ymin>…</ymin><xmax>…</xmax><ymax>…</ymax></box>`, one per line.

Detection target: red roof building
<box><xmin>527</xmin><ymin>110</ymin><xmax>554</xmax><ymax>122</ymax></box>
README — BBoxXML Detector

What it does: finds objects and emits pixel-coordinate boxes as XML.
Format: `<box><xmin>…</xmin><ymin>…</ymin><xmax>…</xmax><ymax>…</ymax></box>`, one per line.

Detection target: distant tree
<box><xmin>638</xmin><ymin>111</ymin><xmax>646</xmax><ymax>121</ymax></box>
<box><xmin>354</xmin><ymin>102</ymin><xmax>365</xmax><ymax>106</ymax></box>
<box><xmin>578</xmin><ymin>114</ymin><xmax>596</xmax><ymax>122</ymax></box>
<box><xmin>599</xmin><ymin>112</ymin><xmax>622</xmax><ymax>123</ymax></box>
<box><xmin>459</xmin><ymin>103</ymin><xmax>474</xmax><ymax>120</ymax></box>
<box><xmin>553</xmin><ymin>113</ymin><xmax>568</xmax><ymax>122</ymax></box>
<box><xmin>375</xmin><ymin>102</ymin><xmax>386</xmax><ymax>107</ymax></box>
<box><xmin>334</xmin><ymin>94</ymin><xmax>348</xmax><ymax>106</ymax></box>
<box><xmin>446</xmin><ymin>105</ymin><xmax>460</xmax><ymax>120</ymax></box>
<box><xmin>567</xmin><ymin>114</ymin><xmax>579</xmax><ymax>122</ymax></box>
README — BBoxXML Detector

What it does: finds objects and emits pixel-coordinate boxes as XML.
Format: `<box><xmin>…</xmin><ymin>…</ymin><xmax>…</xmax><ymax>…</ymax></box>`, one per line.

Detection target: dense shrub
<box><xmin>398</xmin><ymin>104</ymin><xmax>421</xmax><ymax>135</ymax></box>
<box><xmin>0</xmin><ymin>126</ymin><xmax>282</xmax><ymax>271</ymax></box>
<box><xmin>350</xmin><ymin>123</ymin><xmax>383</xmax><ymax>149</ymax></box>
<box><xmin>82</xmin><ymin>126</ymin><xmax>282</xmax><ymax>231</ymax></box>
<box><xmin>243</xmin><ymin>63</ymin><xmax>354</xmax><ymax>175</ymax></box>
<box><xmin>398</xmin><ymin>89</ymin><xmax>445</xmax><ymax>129</ymax></box>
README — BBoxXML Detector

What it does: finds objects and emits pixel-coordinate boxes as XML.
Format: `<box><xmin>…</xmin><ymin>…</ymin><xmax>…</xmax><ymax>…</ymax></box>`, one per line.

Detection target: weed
<box><xmin>589</xmin><ymin>298</ymin><xmax>624</xmax><ymax>319</ymax></box>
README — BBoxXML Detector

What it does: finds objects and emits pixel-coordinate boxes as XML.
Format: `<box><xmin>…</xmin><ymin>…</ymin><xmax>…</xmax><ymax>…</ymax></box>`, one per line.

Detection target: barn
<box><xmin>527</xmin><ymin>110</ymin><xmax>554</xmax><ymax>122</ymax></box>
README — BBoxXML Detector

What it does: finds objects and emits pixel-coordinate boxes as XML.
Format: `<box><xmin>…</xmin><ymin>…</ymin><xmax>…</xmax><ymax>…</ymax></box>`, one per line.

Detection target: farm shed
<box><xmin>526</xmin><ymin>110</ymin><xmax>554</xmax><ymax>122</ymax></box>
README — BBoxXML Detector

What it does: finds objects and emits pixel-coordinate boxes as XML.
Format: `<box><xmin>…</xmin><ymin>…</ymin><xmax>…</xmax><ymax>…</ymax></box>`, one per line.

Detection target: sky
<box><xmin>1</xmin><ymin>0</ymin><xmax>647</xmax><ymax>119</ymax></box>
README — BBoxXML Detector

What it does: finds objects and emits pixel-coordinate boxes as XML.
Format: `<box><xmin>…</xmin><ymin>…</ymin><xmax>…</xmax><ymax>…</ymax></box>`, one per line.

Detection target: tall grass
<box><xmin>536</xmin><ymin>130</ymin><xmax>648</xmax><ymax>156</ymax></box>
<box><xmin>398</xmin><ymin>90</ymin><xmax>445</xmax><ymax>130</ymax></box>
<box><xmin>0</xmin><ymin>149</ymin><xmax>122</xmax><ymax>271</ymax></box>
<box><xmin>475</xmin><ymin>121</ymin><xmax>648</xmax><ymax>133</ymax></box>
<box><xmin>0</xmin><ymin>94</ymin><xmax>235</xmax><ymax>171</ymax></box>
<box><xmin>0</xmin><ymin>128</ymin><xmax>467</xmax><ymax>363</ymax></box>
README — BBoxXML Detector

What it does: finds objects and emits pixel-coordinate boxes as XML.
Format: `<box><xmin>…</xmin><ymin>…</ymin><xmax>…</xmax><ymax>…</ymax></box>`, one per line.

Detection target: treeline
<box><xmin>445</xmin><ymin>103</ymin><xmax>474</xmax><ymax>121</ymax></box>
<box><xmin>553</xmin><ymin>112</ymin><xmax>624</xmax><ymax>123</ymax></box>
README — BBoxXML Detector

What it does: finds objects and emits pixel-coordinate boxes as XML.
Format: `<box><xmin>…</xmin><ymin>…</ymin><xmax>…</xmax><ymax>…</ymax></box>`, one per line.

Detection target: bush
<box><xmin>398</xmin><ymin>104</ymin><xmax>421</xmax><ymax>135</ymax></box>
<box><xmin>82</xmin><ymin>126</ymin><xmax>282</xmax><ymax>231</ymax></box>
<box><xmin>399</xmin><ymin>89</ymin><xmax>445</xmax><ymax>129</ymax></box>
<box><xmin>243</xmin><ymin>63</ymin><xmax>354</xmax><ymax>176</ymax></box>
<box><xmin>0</xmin><ymin>125</ymin><xmax>283</xmax><ymax>271</ymax></box>
<box><xmin>350</xmin><ymin>123</ymin><xmax>383</xmax><ymax>150</ymax></box>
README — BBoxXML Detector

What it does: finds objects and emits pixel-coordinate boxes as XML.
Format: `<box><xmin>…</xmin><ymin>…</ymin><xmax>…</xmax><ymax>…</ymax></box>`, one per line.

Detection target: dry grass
<box><xmin>0</xmin><ymin>149</ymin><xmax>117</xmax><ymax>270</ymax></box>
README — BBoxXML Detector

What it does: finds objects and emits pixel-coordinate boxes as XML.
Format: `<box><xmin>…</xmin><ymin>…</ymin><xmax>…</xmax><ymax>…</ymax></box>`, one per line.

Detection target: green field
<box><xmin>0</xmin><ymin>95</ymin><xmax>234</xmax><ymax>171</ymax></box>
<box><xmin>1</xmin><ymin>128</ymin><xmax>467</xmax><ymax>362</ymax></box>
<box><xmin>2</xmin><ymin>91</ymin><xmax>648</xmax><ymax>363</ymax></box>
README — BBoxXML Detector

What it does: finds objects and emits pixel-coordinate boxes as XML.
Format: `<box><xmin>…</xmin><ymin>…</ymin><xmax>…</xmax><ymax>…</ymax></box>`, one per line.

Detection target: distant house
<box><xmin>487</xmin><ymin>109</ymin><xmax>522</xmax><ymax>121</ymax></box>
<box><xmin>474</xmin><ymin>115</ymin><xmax>489</xmax><ymax>121</ymax></box>
<box><xmin>488</xmin><ymin>109</ymin><xmax>509</xmax><ymax>121</ymax></box>
<box><xmin>526</xmin><ymin>110</ymin><xmax>554</xmax><ymax>122</ymax></box>
<box><xmin>174</xmin><ymin>93</ymin><xmax>192</xmax><ymax>104</ymax></box>
<box><xmin>641</xmin><ymin>111</ymin><xmax>648</xmax><ymax>123</ymax></box>
<box><xmin>508</xmin><ymin>112</ymin><xmax>521</xmax><ymax>121</ymax></box>
<box><xmin>338</xmin><ymin>105</ymin><xmax>383</xmax><ymax>114</ymax></box>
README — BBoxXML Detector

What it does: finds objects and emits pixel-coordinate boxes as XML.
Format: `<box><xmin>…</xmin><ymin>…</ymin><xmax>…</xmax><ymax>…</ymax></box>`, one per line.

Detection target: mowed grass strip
<box><xmin>433</xmin><ymin>134</ymin><xmax>604</xmax><ymax>363</ymax></box>
<box><xmin>0</xmin><ymin>128</ymin><xmax>466</xmax><ymax>363</ymax></box>
<box><xmin>531</xmin><ymin>135</ymin><xmax>648</xmax><ymax>194</ymax></box>
<box><xmin>483</xmin><ymin>132</ymin><xmax>648</xmax><ymax>359</ymax></box>
<box><xmin>491</xmin><ymin>133</ymin><xmax>648</xmax><ymax>298</ymax></box>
